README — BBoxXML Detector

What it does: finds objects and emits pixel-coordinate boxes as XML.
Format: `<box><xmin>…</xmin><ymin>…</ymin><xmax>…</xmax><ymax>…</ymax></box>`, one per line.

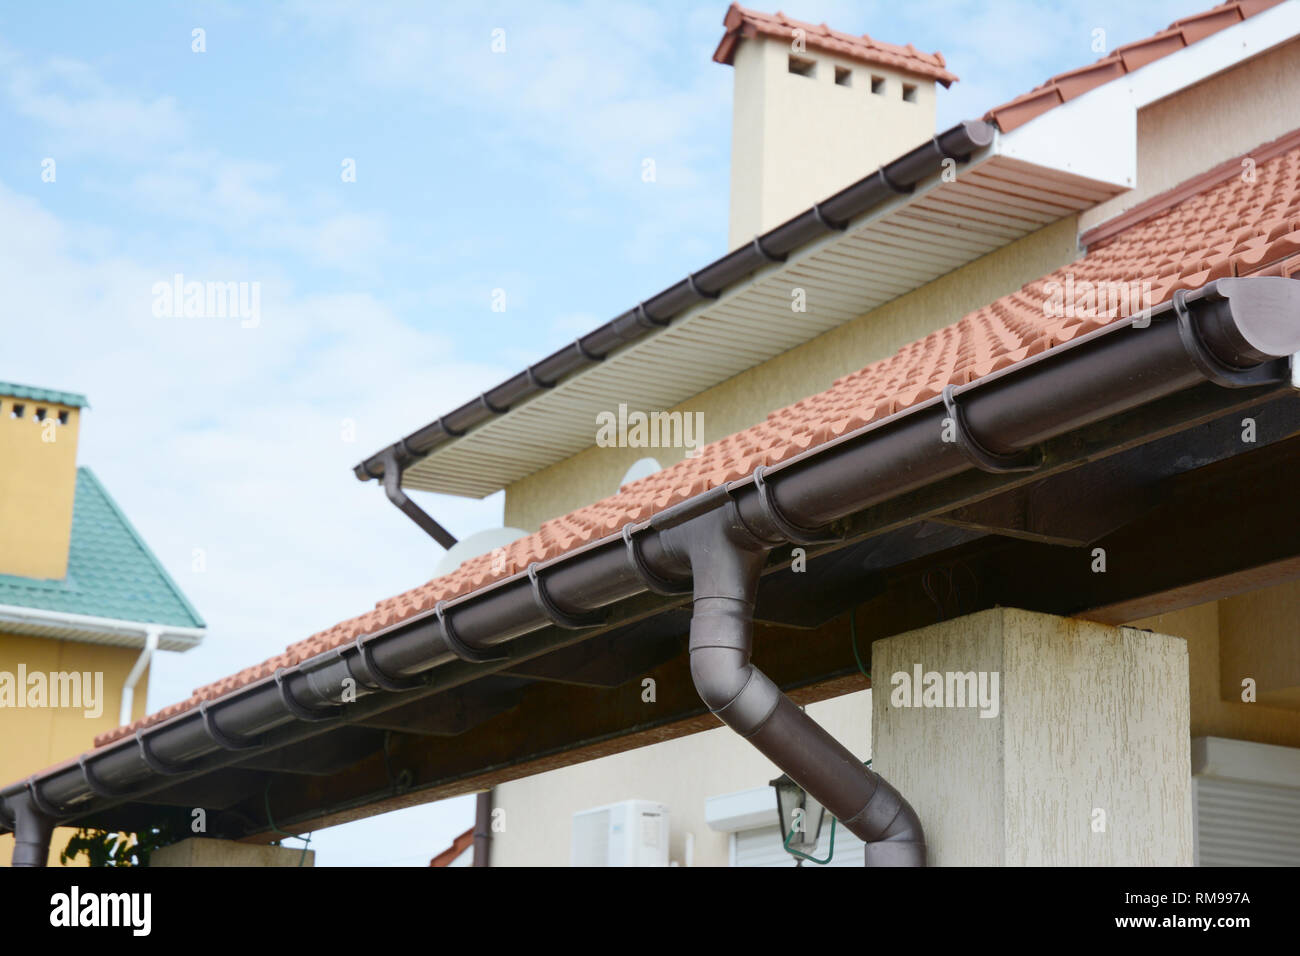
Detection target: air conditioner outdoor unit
<box><xmin>571</xmin><ymin>799</ymin><xmax>670</xmax><ymax>867</ymax></box>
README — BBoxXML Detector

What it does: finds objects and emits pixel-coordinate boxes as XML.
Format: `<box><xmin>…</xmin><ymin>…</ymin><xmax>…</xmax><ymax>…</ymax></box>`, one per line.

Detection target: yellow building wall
<box><xmin>1127</xmin><ymin>584</ymin><xmax>1300</xmax><ymax>751</ymax></box>
<box><xmin>0</xmin><ymin>398</ymin><xmax>82</xmax><ymax>580</ymax></box>
<box><xmin>0</xmin><ymin>633</ymin><xmax>149</xmax><ymax>866</ymax></box>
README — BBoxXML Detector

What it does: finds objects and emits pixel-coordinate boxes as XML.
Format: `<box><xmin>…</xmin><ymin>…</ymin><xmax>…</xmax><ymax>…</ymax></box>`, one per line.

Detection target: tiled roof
<box><xmin>94</xmin><ymin>129</ymin><xmax>1300</xmax><ymax>749</ymax></box>
<box><xmin>429</xmin><ymin>827</ymin><xmax>475</xmax><ymax>867</ymax></box>
<box><xmin>0</xmin><ymin>467</ymin><xmax>205</xmax><ymax>629</ymax></box>
<box><xmin>0</xmin><ymin>381</ymin><xmax>89</xmax><ymax>409</ymax></box>
<box><xmin>984</xmin><ymin>0</ymin><xmax>1287</xmax><ymax>132</ymax></box>
<box><xmin>713</xmin><ymin>3</ymin><xmax>958</xmax><ymax>87</ymax></box>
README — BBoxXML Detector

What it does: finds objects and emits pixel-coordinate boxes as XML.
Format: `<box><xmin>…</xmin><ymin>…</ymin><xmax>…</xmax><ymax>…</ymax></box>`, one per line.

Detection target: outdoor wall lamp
<box><xmin>770</xmin><ymin>773</ymin><xmax>829</xmax><ymax>866</ymax></box>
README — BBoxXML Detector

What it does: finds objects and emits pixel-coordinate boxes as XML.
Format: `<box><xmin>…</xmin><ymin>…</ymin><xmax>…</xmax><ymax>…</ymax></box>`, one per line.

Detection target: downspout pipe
<box><xmin>120</xmin><ymin>627</ymin><xmax>161</xmax><ymax>727</ymax></box>
<box><xmin>660</xmin><ymin>495</ymin><xmax>925</xmax><ymax>865</ymax></box>
<box><xmin>380</xmin><ymin>448</ymin><xmax>458</xmax><ymax>549</ymax></box>
<box><xmin>6</xmin><ymin>790</ymin><xmax>54</xmax><ymax>868</ymax></box>
<box><xmin>472</xmin><ymin>790</ymin><xmax>492</xmax><ymax>867</ymax></box>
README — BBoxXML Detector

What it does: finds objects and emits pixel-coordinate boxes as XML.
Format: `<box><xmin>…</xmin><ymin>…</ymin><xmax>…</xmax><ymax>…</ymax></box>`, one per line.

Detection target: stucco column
<box><xmin>872</xmin><ymin>607</ymin><xmax>1192</xmax><ymax>865</ymax></box>
<box><xmin>150</xmin><ymin>837</ymin><xmax>315</xmax><ymax>867</ymax></box>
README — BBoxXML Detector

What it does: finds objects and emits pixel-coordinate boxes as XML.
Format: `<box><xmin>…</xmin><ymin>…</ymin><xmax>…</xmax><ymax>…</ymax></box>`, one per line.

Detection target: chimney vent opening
<box><xmin>902</xmin><ymin>82</ymin><xmax>918</xmax><ymax>103</ymax></box>
<box><xmin>788</xmin><ymin>54</ymin><xmax>816</xmax><ymax>78</ymax></box>
<box><xmin>834</xmin><ymin>66</ymin><xmax>852</xmax><ymax>87</ymax></box>
<box><xmin>870</xmin><ymin>75</ymin><xmax>886</xmax><ymax>95</ymax></box>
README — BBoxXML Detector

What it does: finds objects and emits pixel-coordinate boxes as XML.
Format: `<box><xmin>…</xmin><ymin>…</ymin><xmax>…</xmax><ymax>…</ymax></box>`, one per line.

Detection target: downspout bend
<box><xmin>664</xmin><ymin>500</ymin><xmax>926</xmax><ymax>867</ymax></box>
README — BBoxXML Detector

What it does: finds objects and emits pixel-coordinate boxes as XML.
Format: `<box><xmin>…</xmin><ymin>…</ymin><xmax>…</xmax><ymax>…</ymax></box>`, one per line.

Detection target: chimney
<box><xmin>0</xmin><ymin>383</ymin><xmax>87</xmax><ymax>580</ymax></box>
<box><xmin>714</xmin><ymin>4</ymin><xmax>957</xmax><ymax>250</ymax></box>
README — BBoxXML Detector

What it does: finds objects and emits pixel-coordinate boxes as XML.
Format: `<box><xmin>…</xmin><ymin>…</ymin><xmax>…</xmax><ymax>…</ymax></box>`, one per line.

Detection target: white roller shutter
<box><xmin>1193</xmin><ymin>736</ymin><xmax>1300</xmax><ymax>867</ymax></box>
<box><xmin>1195</xmin><ymin>776</ymin><xmax>1300</xmax><ymax>866</ymax></box>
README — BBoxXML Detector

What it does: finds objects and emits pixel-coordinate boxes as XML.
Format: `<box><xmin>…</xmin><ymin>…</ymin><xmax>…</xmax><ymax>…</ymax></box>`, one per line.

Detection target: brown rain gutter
<box><xmin>6</xmin><ymin>277</ymin><xmax>1299</xmax><ymax>865</ymax></box>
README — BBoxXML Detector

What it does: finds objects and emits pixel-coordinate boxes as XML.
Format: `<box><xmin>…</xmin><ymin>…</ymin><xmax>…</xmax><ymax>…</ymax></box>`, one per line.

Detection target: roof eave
<box><xmin>0</xmin><ymin>603</ymin><xmax>205</xmax><ymax>652</ymax></box>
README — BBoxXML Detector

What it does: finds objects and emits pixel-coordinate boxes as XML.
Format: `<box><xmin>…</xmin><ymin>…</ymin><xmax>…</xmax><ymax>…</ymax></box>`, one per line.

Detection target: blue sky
<box><xmin>0</xmin><ymin>0</ymin><xmax>1211</xmax><ymax>865</ymax></box>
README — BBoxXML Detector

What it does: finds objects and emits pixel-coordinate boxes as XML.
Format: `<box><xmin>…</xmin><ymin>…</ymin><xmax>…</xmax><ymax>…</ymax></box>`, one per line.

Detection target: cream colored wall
<box><xmin>0</xmin><ymin>397</ymin><xmax>81</xmax><ymax>580</ymax></box>
<box><xmin>729</xmin><ymin>37</ymin><xmax>937</xmax><ymax>250</ymax></box>
<box><xmin>1080</xmin><ymin>37</ymin><xmax>1300</xmax><ymax>234</ymax></box>
<box><xmin>490</xmin><ymin>690</ymin><xmax>870</xmax><ymax>867</ymax></box>
<box><xmin>873</xmin><ymin>608</ymin><xmax>1192</xmax><ymax>866</ymax></box>
<box><xmin>505</xmin><ymin>215</ymin><xmax>1082</xmax><ymax>530</ymax></box>
<box><xmin>0</xmin><ymin>632</ymin><xmax>150</xmax><ymax>866</ymax></box>
<box><xmin>151</xmin><ymin>837</ymin><xmax>315</xmax><ymax>867</ymax></box>
<box><xmin>1127</xmin><ymin>586</ymin><xmax>1300</xmax><ymax>750</ymax></box>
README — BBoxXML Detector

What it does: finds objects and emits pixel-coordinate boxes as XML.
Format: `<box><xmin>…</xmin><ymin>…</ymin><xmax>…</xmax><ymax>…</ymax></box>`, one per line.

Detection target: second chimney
<box><xmin>714</xmin><ymin>4</ymin><xmax>957</xmax><ymax>251</ymax></box>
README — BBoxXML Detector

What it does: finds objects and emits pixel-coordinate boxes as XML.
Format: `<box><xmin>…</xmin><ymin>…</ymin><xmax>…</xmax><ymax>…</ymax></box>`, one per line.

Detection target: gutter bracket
<box><xmin>527</xmin><ymin>563</ymin><xmax>607</xmax><ymax>629</ymax></box>
<box><xmin>275</xmin><ymin>668</ymin><xmax>344</xmax><ymax>721</ymax></box>
<box><xmin>379</xmin><ymin>448</ymin><xmax>459</xmax><ymax>550</ymax></box>
<box><xmin>437</xmin><ymin>600</ymin><xmax>510</xmax><ymax>664</ymax></box>
<box><xmin>751</xmin><ymin>466</ymin><xmax>843</xmax><ymax>544</ymax></box>
<box><xmin>199</xmin><ymin>700</ymin><xmax>264</xmax><ymax>751</ymax></box>
<box><xmin>622</xmin><ymin>523</ymin><xmax>693</xmax><ymax>595</ymax></box>
<box><xmin>942</xmin><ymin>385</ymin><xmax>1044</xmax><ymax>473</ymax></box>
<box><xmin>79</xmin><ymin>754</ymin><xmax>128</xmax><ymax>799</ymax></box>
<box><xmin>136</xmin><ymin>729</ymin><xmax>191</xmax><ymax>775</ymax></box>
<box><xmin>355</xmin><ymin>636</ymin><xmax>429</xmax><ymax>692</ymax></box>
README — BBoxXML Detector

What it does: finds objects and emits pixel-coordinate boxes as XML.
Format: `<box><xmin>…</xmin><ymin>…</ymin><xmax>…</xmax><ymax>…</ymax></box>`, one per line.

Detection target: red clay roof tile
<box><xmin>983</xmin><ymin>0</ymin><xmax>1286</xmax><ymax>132</ymax></box>
<box><xmin>89</xmin><ymin>6</ymin><xmax>1300</xmax><ymax>751</ymax></box>
<box><xmin>713</xmin><ymin>3</ymin><xmax>959</xmax><ymax>86</ymax></box>
<box><xmin>93</xmin><ymin>132</ymin><xmax>1300</xmax><ymax>749</ymax></box>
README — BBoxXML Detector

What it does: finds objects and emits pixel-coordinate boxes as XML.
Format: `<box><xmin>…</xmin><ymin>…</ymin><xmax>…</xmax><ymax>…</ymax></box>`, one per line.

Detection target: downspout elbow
<box><xmin>671</xmin><ymin>503</ymin><xmax>926</xmax><ymax>866</ymax></box>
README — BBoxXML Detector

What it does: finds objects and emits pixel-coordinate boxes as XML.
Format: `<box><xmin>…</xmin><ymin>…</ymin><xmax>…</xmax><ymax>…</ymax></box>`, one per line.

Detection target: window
<box><xmin>834</xmin><ymin>66</ymin><xmax>851</xmax><ymax>87</ymax></box>
<box><xmin>870</xmin><ymin>75</ymin><xmax>885</xmax><ymax>95</ymax></box>
<box><xmin>10</xmin><ymin>403</ymin><xmax>24</xmax><ymax>419</ymax></box>
<box><xmin>57</xmin><ymin>410</ymin><xmax>69</xmax><ymax>425</ymax></box>
<box><xmin>788</xmin><ymin>54</ymin><xmax>816</xmax><ymax>78</ymax></box>
<box><xmin>34</xmin><ymin>407</ymin><xmax>47</xmax><ymax>422</ymax></box>
<box><xmin>902</xmin><ymin>83</ymin><xmax>918</xmax><ymax>103</ymax></box>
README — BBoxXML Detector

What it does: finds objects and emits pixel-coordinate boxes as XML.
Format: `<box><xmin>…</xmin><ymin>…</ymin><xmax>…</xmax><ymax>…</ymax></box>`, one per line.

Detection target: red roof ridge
<box><xmin>429</xmin><ymin>826</ymin><xmax>475</xmax><ymax>867</ymax></box>
<box><xmin>985</xmin><ymin>0</ymin><xmax>1286</xmax><ymax>132</ymax></box>
<box><xmin>713</xmin><ymin>2</ymin><xmax>959</xmax><ymax>87</ymax></box>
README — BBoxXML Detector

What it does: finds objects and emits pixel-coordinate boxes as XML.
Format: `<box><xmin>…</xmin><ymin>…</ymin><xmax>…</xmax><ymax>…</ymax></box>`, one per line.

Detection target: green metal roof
<box><xmin>0</xmin><ymin>381</ymin><xmax>89</xmax><ymax>408</ymax></box>
<box><xmin>0</xmin><ymin>467</ymin><xmax>204</xmax><ymax>628</ymax></box>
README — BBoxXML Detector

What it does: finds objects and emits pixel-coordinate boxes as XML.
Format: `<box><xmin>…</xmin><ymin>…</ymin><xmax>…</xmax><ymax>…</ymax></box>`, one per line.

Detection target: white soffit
<box><xmin>0</xmin><ymin>604</ymin><xmax>204</xmax><ymax>652</ymax></box>
<box><xmin>407</xmin><ymin>138</ymin><xmax>1126</xmax><ymax>498</ymax></box>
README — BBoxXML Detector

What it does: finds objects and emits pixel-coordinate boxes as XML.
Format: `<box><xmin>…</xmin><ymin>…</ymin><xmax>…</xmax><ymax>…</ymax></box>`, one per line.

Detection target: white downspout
<box><xmin>120</xmin><ymin>627</ymin><xmax>161</xmax><ymax>726</ymax></box>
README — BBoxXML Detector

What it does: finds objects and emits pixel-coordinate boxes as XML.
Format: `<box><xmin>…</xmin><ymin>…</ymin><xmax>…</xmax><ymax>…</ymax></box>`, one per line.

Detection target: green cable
<box><xmin>784</xmin><ymin>818</ymin><xmax>836</xmax><ymax>865</ymax></box>
<box><xmin>850</xmin><ymin>607</ymin><xmax>871</xmax><ymax>679</ymax></box>
<box><xmin>264</xmin><ymin>784</ymin><xmax>314</xmax><ymax>867</ymax></box>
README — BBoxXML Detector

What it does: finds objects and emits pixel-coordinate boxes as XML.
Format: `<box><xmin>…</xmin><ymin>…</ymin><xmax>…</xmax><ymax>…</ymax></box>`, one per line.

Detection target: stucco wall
<box><xmin>873</xmin><ymin>608</ymin><xmax>1192</xmax><ymax>866</ymax></box>
<box><xmin>729</xmin><ymin>36</ymin><xmax>937</xmax><ymax>249</ymax></box>
<box><xmin>0</xmin><ymin>633</ymin><xmax>149</xmax><ymax>867</ymax></box>
<box><xmin>0</xmin><ymin>398</ymin><xmax>81</xmax><ymax>579</ymax></box>
<box><xmin>489</xmin><ymin>689</ymin><xmax>871</xmax><ymax>867</ymax></box>
<box><xmin>1127</xmin><ymin>587</ymin><xmax>1300</xmax><ymax>750</ymax></box>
